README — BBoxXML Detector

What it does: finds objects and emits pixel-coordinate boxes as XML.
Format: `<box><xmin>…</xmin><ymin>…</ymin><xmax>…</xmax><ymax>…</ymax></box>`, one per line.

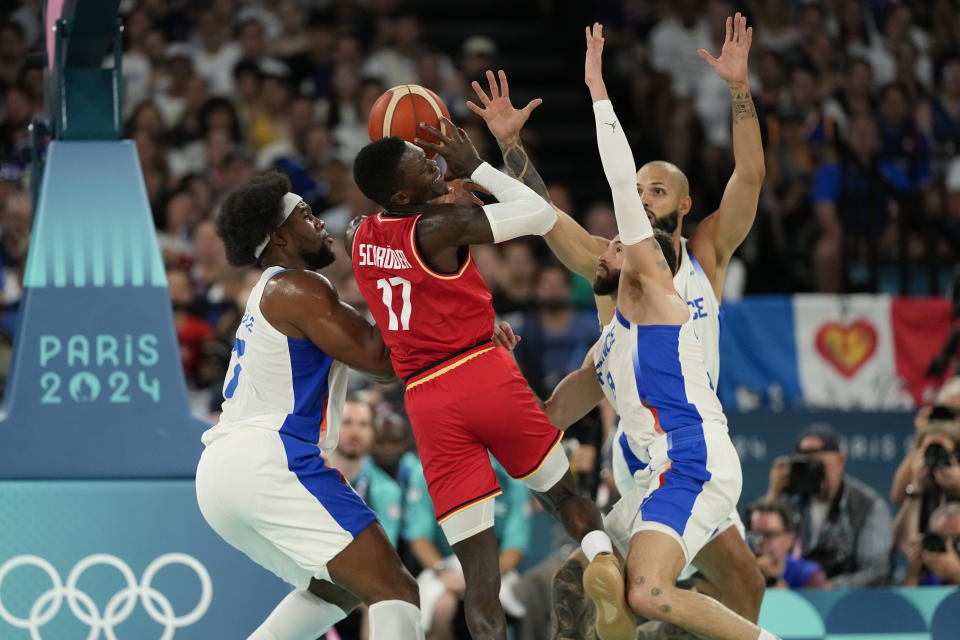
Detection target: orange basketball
<box><xmin>367</xmin><ymin>84</ymin><xmax>451</xmax><ymax>158</ymax></box>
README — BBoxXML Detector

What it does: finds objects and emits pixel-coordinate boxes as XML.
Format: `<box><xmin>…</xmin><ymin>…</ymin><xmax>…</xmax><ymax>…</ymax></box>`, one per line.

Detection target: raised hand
<box><xmin>584</xmin><ymin>22</ymin><xmax>608</xmax><ymax>102</ymax></box>
<box><xmin>466</xmin><ymin>69</ymin><xmax>543</xmax><ymax>143</ymax></box>
<box><xmin>698</xmin><ymin>12</ymin><xmax>752</xmax><ymax>89</ymax></box>
<box><xmin>415</xmin><ymin>117</ymin><xmax>483</xmax><ymax>179</ymax></box>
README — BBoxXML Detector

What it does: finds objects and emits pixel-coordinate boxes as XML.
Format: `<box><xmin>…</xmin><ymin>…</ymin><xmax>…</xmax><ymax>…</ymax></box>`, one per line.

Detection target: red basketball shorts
<box><xmin>403</xmin><ymin>343</ymin><xmax>563</xmax><ymax>522</ymax></box>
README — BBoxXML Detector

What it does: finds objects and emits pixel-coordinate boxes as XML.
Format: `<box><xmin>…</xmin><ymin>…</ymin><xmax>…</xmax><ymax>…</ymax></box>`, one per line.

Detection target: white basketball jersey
<box><xmin>595</xmin><ymin>309</ymin><xmax>727</xmax><ymax>464</ymax></box>
<box><xmin>673</xmin><ymin>237</ymin><xmax>721</xmax><ymax>386</ymax></box>
<box><xmin>202</xmin><ymin>267</ymin><xmax>348</xmax><ymax>455</ymax></box>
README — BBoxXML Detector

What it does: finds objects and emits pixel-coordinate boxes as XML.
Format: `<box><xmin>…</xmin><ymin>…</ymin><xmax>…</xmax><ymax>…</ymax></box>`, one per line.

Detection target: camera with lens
<box><xmin>922</xmin><ymin>532</ymin><xmax>959</xmax><ymax>554</ymax></box>
<box><xmin>924</xmin><ymin>442</ymin><xmax>958</xmax><ymax>470</ymax></box>
<box><xmin>787</xmin><ymin>455</ymin><xmax>825</xmax><ymax>496</ymax></box>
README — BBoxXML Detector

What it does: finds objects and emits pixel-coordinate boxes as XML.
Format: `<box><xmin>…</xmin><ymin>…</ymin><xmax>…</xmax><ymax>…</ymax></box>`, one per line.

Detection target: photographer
<box><xmin>902</xmin><ymin>503</ymin><xmax>960</xmax><ymax>586</ymax></box>
<box><xmin>892</xmin><ymin>417</ymin><xmax>960</xmax><ymax>561</ymax></box>
<box><xmin>766</xmin><ymin>423</ymin><xmax>892</xmax><ymax>588</ymax></box>
<box><xmin>891</xmin><ymin>377</ymin><xmax>960</xmax><ymax>504</ymax></box>
<box><xmin>747</xmin><ymin>500</ymin><xmax>828</xmax><ymax>589</ymax></box>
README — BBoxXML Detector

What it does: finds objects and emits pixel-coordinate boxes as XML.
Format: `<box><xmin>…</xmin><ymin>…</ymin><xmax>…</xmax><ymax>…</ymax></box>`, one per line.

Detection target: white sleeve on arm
<box><xmin>470</xmin><ymin>162</ymin><xmax>557</xmax><ymax>243</ymax></box>
<box><xmin>593</xmin><ymin>100</ymin><xmax>652</xmax><ymax>246</ymax></box>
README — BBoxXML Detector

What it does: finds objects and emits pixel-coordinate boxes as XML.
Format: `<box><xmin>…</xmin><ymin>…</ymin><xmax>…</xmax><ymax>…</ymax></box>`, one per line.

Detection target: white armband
<box><xmin>470</xmin><ymin>162</ymin><xmax>557</xmax><ymax>243</ymax></box>
<box><xmin>593</xmin><ymin>100</ymin><xmax>652</xmax><ymax>246</ymax></box>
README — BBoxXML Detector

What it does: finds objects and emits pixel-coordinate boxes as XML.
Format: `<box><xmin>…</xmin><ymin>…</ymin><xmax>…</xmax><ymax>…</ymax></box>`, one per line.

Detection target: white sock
<box><xmin>757</xmin><ymin>630</ymin><xmax>781</xmax><ymax>640</ymax></box>
<box><xmin>581</xmin><ymin>529</ymin><xmax>614</xmax><ymax>562</ymax></box>
<box><xmin>368</xmin><ymin>600</ymin><xmax>425</xmax><ymax>640</ymax></box>
<box><xmin>247</xmin><ymin>589</ymin><xmax>347</xmax><ymax>640</ymax></box>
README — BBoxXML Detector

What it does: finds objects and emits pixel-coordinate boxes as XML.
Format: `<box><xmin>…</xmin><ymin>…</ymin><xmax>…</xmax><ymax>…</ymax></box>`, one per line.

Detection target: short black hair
<box><xmin>353</xmin><ymin>136</ymin><xmax>407</xmax><ymax>206</ymax></box>
<box><xmin>749</xmin><ymin>499</ymin><xmax>798</xmax><ymax>533</ymax></box>
<box><xmin>216</xmin><ymin>172</ymin><xmax>290</xmax><ymax>266</ymax></box>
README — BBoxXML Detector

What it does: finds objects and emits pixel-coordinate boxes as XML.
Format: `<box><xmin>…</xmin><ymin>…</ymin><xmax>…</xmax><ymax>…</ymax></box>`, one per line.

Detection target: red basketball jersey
<box><xmin>351</xmin><ymin>213</ymin><xmax>494</xmax><ymax>379</ymax></box>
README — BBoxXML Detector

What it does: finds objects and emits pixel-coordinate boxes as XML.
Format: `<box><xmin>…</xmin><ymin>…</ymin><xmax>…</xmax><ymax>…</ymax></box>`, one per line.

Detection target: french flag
<box><xmin>718</xmin><ymin>295</ymin><xmax>953</xmax><ymax>410</ymax></box>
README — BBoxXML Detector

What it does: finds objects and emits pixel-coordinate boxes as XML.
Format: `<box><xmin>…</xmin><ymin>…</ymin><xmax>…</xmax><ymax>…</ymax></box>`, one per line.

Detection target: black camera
<box><xmin>787</xmin><ymin>456</ymin><xmax>825</xmax><ymax>496</ymax></box>
<box><xmin>924</xmin><ymin>442</ymin><xmax>957</xmax><ymax>470</ymax></box>
<box><xmin>929</xmin><ymin>405</ymin><xmax>959</xmax><ymax>422</ymax></box>
<box><xmin>922</xmin><ymin>532</ymin><xmax>960</xmax><ymax>554</ymax></box>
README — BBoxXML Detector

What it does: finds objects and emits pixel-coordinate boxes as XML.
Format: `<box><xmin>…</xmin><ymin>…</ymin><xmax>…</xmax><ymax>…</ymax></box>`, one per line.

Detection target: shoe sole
<box><xmin>583</xmin><ymin>557</ymin><xmax>636</xmax><ymax>640</ymax></box>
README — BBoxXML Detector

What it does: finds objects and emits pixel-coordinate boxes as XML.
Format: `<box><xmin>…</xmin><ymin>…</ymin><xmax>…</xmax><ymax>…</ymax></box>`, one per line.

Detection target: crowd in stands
<box><xmin>1</xmin><ymin>0</ymin><xmax>960</xmax><ymax>635</ymax></box>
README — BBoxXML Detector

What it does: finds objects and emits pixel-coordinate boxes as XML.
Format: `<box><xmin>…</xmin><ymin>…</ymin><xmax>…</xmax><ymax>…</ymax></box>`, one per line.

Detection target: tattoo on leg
<box><xmin>635</xmin><ymin>576</ymin><xmax>646</xmax><ymax>585</ymax></box>
<box><xmin>660</xmin><ymin>605</ymin><xmax>671</xmax><ymax>615</ymax></box>
<box><xmin>651</xmin><ymin>587</ymin><xmax>662</xmax><ymax>597</ymax></box>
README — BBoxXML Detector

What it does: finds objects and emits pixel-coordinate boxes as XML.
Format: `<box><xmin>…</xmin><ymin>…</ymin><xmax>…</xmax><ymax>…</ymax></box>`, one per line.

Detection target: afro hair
<box><xmin>216</xmin><ymin>172</ymin><xmax>291</xmax><ymax>266</ymax></box>
<box><xmin>353</xmin><ymin>136</ymin><xmax>407</xmax><ymax>207</ymax></box>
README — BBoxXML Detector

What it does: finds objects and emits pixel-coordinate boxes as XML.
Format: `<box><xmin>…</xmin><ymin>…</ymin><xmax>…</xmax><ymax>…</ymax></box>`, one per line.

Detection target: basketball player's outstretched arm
<box><xmin>585</xmin><ymin>24</ymin><xmax>672</xmax><ymax>285</ymax></box>
<box><xmin>542</xmin><ymin>347</ymin><xmax>604</xmax><ymax>430</ymax></box>
<box><xmin>261</xmin><ymin>271</ymin><xmax>394</xmax><ymax>378</ymax></box>
<box><xmin>414</xmin><ymin>118</ymin><xmax>557</xmax><ymax>257</ymax></box>
<box><xmin>468</xmin><ymin>69</ymin><xmax>615</xmax><ymax>323</ymax></box>
<box><xmin>690</xmin><ymin>13</ymin><xmax>764</xmax><ymax>290</ymax></box>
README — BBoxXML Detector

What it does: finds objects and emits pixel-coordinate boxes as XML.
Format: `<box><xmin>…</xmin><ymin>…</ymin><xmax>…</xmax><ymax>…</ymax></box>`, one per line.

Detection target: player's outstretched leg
<box><xmin>625</xmin><ymin>530</ymin><xmax>780</xmax><ymax>640</ymax></box>
<box><xmin>326</xmin><ymin>521</ymin><xmax>425</xmax><ymax>640</ymax></box>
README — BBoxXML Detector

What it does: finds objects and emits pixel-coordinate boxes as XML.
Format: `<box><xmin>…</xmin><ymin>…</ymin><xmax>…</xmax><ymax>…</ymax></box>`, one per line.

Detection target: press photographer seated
<box><xmin>901</xmin><ymin>503</ymin><xmax>960</xmax><ymax>586</ymax></box>
<box><xmin>746</xmin><ymin>499</ymin><xmax>828</xmax><ymax>589</ymax></box>
<box><xmin>892</xmin><ymin>412</ymin><xmax>960</xmax><ymax>566</ymax></box>
<box><xmin>765</xmin><ymin>423</ymin><xmax>893</xmax><ymax>588</ymax></box>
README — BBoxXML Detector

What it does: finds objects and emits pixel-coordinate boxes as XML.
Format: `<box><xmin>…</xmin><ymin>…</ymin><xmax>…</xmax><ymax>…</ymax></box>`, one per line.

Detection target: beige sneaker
<box><xmin>582</xmin><ymin>552</ymin><xmax>636</xmax><ymax>640</ymax></box>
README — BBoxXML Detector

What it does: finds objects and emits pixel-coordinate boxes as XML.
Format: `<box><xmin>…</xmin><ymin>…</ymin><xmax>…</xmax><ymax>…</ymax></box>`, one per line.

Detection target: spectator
<box><xmin>329</xmin><ymin>396</ymin><xmax>403</xmax><ymax>545</ymax></box>
<box><xmin>892</xmin><ymin>413</ymin><xmax>960</xmax><ymax>560</ymax></box>
<box><xmin>892</xmin><ymin>377</ymin><xmax>960</xmax><ymax>503</ymax></box>
<box><xmin>903</xmin><ymin>502</ymin><xmax>960</xmax><ymax>586</ymax></box>
<box><xmin>404</xmin><ymin>458</ymin><xmax>530</xmax><ymax>640</ymax></box>
<box><xmin>167</xmin><ymin>265</ymin><xmax>214</xmax><ymax>389</ymax></box>
<box><xmin>371</xmin><ymin>411</ymin><xmax>418</xmax><ymax>493</ymax></box>
<box><xmin>811</xmin><ymin>113</ymin><xmax>910</xmax><ymax>292</ymax></box>
<box><xmin>190</xmin><ymin>7</ymin><xmax>242</xmax><ymax>96</ymax></box>
<box><xmin>491</xmin><ymin>241</ymin><xmax>538</xmax><ymax>318</ymax></box>
<box><xmin>765</xmin><ymin>423</ymin><xmax>893</xmax><ymax>587</ymax></box>
<box><xmin>747</xmin><ymin>499</ymin><xmax>828</xmax><ymax>589</ymax></box>
<box><xmin>459</xmin><ymin>35</ymin><xmax>498</xmax><ymax>86</ymax></box>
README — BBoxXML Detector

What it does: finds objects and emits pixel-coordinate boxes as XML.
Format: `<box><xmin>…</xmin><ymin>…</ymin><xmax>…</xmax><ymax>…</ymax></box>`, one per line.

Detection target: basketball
<box><xmin>367</xmin><ymin>84</ymin><xmax>451</xmax><ymax>158</ymax></box>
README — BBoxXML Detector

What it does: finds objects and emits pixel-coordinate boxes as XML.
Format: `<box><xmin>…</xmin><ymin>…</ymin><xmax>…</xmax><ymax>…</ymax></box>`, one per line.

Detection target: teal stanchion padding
<box><xmin>0</xmin><ymin>141</ymin><xmax>208</xmax><ymax>478</ymax></box>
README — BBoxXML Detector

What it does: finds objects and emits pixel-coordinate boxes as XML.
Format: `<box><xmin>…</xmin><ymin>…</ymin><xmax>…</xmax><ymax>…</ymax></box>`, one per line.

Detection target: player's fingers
<box><xmin>697</xmin><ymin>49</ymin><xmax>718</xmax><ymax>67</ymax></box>
<box><xmin>438</xmin><ymin>116</ymin><xmax>460</xmax><ymax>140</ymax></box>
<box><xmin>486</xmin><ymin>69</ymin><xmax>500</xmax><ymax>100</ymax></box>
<box><xmin>465</xmin><ymin>181</ymin><xmax>491</xmax><ymax>195</ymax></box>
<box><xmin>470</xmin><ymin>80</ymin><xmax>491</xmax><ymax>105</ymax></box>
<box><xmin>746</xmin><ymin>25</ymin><xmax>753</xmax><ymax>47</ymax></box>
<box><xmin>498</xmin><ymin>69</ymin><xmax>509</xmax><ymax>97</ymax></box>
<box><xmin>413</xmin><ymin>137</ymin><xmax>443</xmax><ymax>154</ymax></box>
<box><xmin>725</xmin><ymin>15</ymin><xmax>732</xmax><ymax>44</ymax></box>
<box><xmin>522</xmin><ymin>98</ymin><xmax>543</xmax><ymax>116</ymax></box>
<box><xmin>417</xmin><ymin>122</ymin><xmax>447</xmax><ymax>140</ymax></box>
<box><xmin>465</xmin><ymin>100</ymin><xmax>484</xmax><ymax>117</ymax></box>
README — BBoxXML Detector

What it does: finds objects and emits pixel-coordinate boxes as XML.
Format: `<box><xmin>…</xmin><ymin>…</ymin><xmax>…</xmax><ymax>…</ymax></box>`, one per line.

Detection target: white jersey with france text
<box><xmin>596</xmin><ymin>309</ymin><xmax>727</xmax><ymax>468</ymax></box>
<box><xmin>201</xmin><ymin>266</ymin><xmax>348</xmax><ymax>455</ymax></box>
<box><xmin>673</xmin><ymin>236</ymin><xmax>720</xmax><ymax>386</ymax></box>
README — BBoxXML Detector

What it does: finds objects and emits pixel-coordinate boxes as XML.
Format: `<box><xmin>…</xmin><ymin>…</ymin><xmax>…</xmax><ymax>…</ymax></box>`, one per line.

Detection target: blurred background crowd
<box><xmin>2</xmin><ymin>0</ymin><xmax>960</xmax><ymax>637</ymax></box>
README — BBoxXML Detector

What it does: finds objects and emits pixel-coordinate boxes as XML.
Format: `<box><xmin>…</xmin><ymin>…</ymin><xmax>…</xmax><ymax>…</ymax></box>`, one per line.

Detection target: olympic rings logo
<box><xmin>0</xmin><ymin>553</ymin><xmax>212</xmax><ymax>640</ymax></box>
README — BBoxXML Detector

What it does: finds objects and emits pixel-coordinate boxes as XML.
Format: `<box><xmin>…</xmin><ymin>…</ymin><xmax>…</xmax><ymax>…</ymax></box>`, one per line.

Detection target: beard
<box><xmin>592</xmin><ymin>267</ymin><xmax>621</xmax><ymax>296</ymax></box>
<box><xmin>304</xmin><ymin>243</ymin><xmax>336</xmax><ymax>271</ymax></box>
<box><xmin>649</xmin><ymin>208</ymin><xmax>679</xmax><ymax>234</ymax></box>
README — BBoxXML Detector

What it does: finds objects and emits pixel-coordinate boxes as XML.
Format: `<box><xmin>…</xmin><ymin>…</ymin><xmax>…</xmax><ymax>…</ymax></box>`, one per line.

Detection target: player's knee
<box><xmin>627</xmin><ymin>582</ymin><xmax>676</xmax><ymax>622</ymax></box>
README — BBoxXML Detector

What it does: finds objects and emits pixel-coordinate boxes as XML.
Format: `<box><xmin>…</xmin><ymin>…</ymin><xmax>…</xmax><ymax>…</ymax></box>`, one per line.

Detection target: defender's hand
<box><xmin>466</xmin><ymin>69</ymin><xmax>543</xmax><ymax>143</ymax></box>
<box><xmin>493</xmin><ymin>320</ymin><xmax>521</xmax><ymax>351</ymax></box>
<box><xmin>698</xmin><ymin>12</ymin><xmax>752</xmax><ymax>90</ymax></box>
<box><xmin>416</xmin><ymin>118</ymin><xmax>483</xmax><ymax>179</ymax></box>
<box><xmin>584</xmin><ymin>23</ymin><xmax>606</xmax><ymax>90</ymax></box>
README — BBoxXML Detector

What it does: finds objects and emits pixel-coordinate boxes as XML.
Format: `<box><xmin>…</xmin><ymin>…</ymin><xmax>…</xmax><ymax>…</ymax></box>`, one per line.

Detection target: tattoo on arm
<box><xmin>731</xmin><ymin>92</ymin><xmax>757</xmax><ymax>123</ymax></box>
<box><xmin>498</xmin><ymin>137</ymin><xmax>552</xmax><ymax>202</ymax></box>
<box><xmin>551</xmin><ymin>558</ymin><xmax>596</xmax><ymax>640</ymax></box>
